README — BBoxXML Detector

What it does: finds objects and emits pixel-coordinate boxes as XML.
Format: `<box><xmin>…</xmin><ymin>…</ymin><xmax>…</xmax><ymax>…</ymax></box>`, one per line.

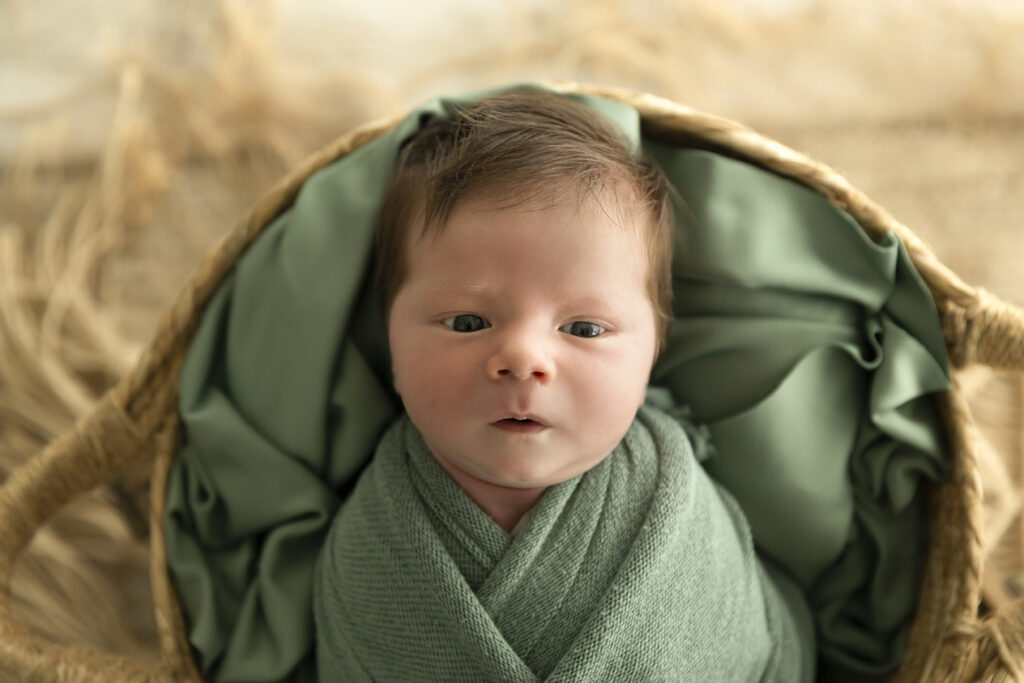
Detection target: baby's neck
<box><xmin>430</xmin><ymin>453</ymin><xmax>547</xmax><ymax>534</ymax></box>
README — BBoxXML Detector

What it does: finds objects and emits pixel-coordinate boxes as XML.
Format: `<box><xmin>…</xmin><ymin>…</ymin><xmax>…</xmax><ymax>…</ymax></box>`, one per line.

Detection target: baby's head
<box><xmin>378</xmin><ymin>89</ymin><xmax>673</xmax><ymax>351</ymax></box>
<box><xmin>376</xmin><ymin>88</ymin><xmax>674</xmax><ymax>497</ymax></box>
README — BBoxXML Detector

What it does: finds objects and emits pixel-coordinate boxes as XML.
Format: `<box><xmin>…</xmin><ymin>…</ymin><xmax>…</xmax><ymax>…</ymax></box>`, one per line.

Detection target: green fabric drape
<box><xmin>164</xmin><ymin>84</ymin><xmax>950</xmax><ymax>682</ymax></box>
<box><xmin>313</xmin><ymin>398</ymin><xmax>814</xmax><ymax>682</ymax></box>
<box><xmin>648</xmin><ymin>145</ymin><xmax>950</xmax><ymax>675</ymax></box>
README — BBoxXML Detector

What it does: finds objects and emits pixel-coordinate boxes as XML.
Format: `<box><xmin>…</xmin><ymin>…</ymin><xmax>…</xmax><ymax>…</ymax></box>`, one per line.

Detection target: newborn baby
<box><xmin>313</xmin><ymin>87</ymin><xmax>815</xmax><ymax>682</ymax></box>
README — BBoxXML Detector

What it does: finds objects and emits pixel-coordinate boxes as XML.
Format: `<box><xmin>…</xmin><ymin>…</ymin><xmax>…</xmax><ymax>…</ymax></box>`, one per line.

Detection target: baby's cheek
<box><xmin>573</xmin><ymin>372</ymin><xmax>621</xmax><ymax>419</ymax></box>
<box><xmin>399</xmin><ymin>348</ymin><xmax>466</xmax><ymax>418</ymax></box>
<box><xmin>591</xmin><ymin>360</ymin><xmax>647</xmax><ymax>431</ymax></box>
<box><xmin>390</xmin><ymin>349</ymin><xmax>431</xmax><ymax>407</ymax></box>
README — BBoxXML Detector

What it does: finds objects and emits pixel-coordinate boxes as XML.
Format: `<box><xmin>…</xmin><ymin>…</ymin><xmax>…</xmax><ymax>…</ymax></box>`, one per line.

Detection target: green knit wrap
<box><xmin>313</xmin><ymin>399</ymin><xmax>816</xmax><ymax>681</ymax></box>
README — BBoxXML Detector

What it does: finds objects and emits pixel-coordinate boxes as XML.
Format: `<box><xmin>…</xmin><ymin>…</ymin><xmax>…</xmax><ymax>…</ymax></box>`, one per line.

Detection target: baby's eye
<box><xmin>560</xmin><ymin>321</ymin><xmax>606</xmax><ymax>338</ymax></box>
<box><xmin>442</xmin><ymin>314</ymin><xmax>490</xmax><ymax>333</ymax></box>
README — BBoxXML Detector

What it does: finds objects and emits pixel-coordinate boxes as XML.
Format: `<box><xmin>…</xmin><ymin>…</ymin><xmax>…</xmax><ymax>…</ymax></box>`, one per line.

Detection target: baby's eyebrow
<box><xmin>426</xmin><ymin>286</ymin><xmax>621</xmax><ymax>315</ymax></box>
<box><xmin>428</xmin><ymin>283</ymin><xmax>495</xmax><ymax>298</ymax></box>
<box><xmin>564</xmin><ymin>295</ymin><xmax>616</xmax><ymax>311</ymax></box>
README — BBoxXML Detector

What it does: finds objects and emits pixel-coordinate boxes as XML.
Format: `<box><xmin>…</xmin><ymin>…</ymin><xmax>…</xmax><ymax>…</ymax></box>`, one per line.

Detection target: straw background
<box><xmin>1</xmin><ymin>0</ymin><xmax>1022</xmax><ymax>669</ymax></box>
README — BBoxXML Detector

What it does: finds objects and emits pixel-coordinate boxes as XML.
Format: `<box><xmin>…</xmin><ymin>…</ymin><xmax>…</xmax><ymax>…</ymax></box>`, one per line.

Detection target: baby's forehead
<box><xmin>415</xmin><ymin>179</ymin><xmax>653</xmax><ymax>244</ymax></box>
<box><xmin>405</xmin><ymin>192</ymin><xmax>653</xmax><ymax>290</ymax></box>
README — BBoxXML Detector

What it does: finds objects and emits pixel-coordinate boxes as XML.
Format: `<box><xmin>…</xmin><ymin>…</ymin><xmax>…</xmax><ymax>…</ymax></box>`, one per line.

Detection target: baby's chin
<box><xmin>446</xmin><ymin>451</ymin><xmax>613</xmax><ymax>491</ymax></box>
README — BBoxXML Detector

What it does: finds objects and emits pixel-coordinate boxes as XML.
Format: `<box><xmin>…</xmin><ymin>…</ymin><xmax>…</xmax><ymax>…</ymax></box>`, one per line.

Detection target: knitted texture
<box><xmin>313</xmin><ymin>400</ymin><xmax>816</xmax><ymax>681</ymax></box>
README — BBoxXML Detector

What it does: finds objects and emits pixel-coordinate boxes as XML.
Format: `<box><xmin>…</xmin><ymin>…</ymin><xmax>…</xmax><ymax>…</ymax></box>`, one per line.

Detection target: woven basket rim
<box><xmin>142</xmin><ymin>81</ymin><xmax>983</xmax><ymax>683</ymax></box>
<box><xmin>3</xmin><ymin>81</ymin><xmax>1018</xmax><ymax>683</ymax></box>
<box><xmin>140</xmin><ymin>82</ymin><xmax>992</xmax><ymax>681</ymax></box>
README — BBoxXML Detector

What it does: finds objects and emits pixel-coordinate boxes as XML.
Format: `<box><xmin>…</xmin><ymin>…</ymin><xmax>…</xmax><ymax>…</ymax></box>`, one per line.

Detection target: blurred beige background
<box><xmin>1</xmin><ymin>0</ymin><xmax>1022</xmax><ymax>664</ymax></box>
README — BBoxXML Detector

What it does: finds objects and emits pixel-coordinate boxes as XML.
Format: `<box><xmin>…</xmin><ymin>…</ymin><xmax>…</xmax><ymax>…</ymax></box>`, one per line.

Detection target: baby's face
<box><xmin>387</xmin><ymin>191</ymin><xmax>657</xmax><ymax>491</ymax></box>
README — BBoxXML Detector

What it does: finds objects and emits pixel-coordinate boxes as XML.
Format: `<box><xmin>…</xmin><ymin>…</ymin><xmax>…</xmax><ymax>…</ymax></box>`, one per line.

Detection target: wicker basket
<box><xmin>1</xmin><ymin>83</ymin><xmax>1023</xmax><ymax>683</ymax></box>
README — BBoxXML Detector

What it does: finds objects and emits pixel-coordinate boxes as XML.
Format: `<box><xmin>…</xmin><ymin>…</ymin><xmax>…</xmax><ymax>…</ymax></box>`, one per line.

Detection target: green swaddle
<box><xmin>313</xmin><ymin>398</ymin><xmax>815</xmax><ymax>682</ymax></box>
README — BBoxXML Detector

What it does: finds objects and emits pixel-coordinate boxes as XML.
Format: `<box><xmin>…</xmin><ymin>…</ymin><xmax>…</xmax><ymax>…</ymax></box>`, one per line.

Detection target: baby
<box><xmin>313</xmin><ymin>88</ymin><xmax>815</xmax><ymax>682</ymax></box>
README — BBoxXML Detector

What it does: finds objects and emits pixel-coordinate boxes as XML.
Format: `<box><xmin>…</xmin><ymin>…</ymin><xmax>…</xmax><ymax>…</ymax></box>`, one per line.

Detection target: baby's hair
<box><xmin>375</xmin><ymin>87</ymin><xmax>675</xmax><ymax>357</ymax></box>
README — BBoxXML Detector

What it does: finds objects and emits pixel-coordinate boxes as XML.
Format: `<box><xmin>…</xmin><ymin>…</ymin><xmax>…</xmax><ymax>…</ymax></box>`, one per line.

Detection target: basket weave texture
<box><xmin>1</xmin><ymin>83</ymin><xmax>1023</xmax><ymax>683</ymax></box>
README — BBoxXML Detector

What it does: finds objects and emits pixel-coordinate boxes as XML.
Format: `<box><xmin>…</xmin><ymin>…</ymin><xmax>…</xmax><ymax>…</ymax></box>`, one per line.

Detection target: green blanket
<box><xmin>313</xmin><ymin>397</ymin><xmax>815</xmax><ymax>682</ymax></box>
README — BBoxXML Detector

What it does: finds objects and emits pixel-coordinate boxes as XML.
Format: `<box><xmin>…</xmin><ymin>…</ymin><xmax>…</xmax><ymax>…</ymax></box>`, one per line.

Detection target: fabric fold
<box><xmin>648</xmin><ymin>144</ymin><xmax>951</xmax><ymax>677</ymax></box>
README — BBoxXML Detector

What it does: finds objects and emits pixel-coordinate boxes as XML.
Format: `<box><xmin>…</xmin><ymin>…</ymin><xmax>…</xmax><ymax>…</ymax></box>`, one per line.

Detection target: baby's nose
<box><xmin>486</xmin><ymin>336</ymin><xmax>555</xmax><ymax>383</ymax></box>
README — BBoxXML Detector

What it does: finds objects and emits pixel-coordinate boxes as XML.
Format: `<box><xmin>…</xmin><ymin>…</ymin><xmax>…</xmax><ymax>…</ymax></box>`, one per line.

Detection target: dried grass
<box><xmin>0</xmin><ymin>0</ymin><xmax>1021</xmax><ymax>662</ymax></box>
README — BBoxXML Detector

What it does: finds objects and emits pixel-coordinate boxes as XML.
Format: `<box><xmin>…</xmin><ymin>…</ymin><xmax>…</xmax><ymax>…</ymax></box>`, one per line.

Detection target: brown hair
<box><xmin>375</xmin><ymin>87</ymin><xmax>675</xmax><ymax>357</ymax></box>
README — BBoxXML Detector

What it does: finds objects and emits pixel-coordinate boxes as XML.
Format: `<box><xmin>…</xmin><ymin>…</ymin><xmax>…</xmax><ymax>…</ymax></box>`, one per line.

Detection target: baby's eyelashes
<box><xmin>442</xmin><ymin>314</ymin><xmax>490</xmax><ymax>333</ymax></box>
<box><xmin>559</xmin><ymin>321</ymin><xmax>606</xmax><ymax>338</ymax></box>
<box><xmin>440</xmin><ymin>315</ymin><xmax>608</xmax><ymax>338</ymax></box>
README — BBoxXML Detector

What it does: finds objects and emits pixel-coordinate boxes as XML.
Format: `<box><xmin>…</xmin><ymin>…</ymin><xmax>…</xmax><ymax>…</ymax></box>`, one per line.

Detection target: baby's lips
<box><xmin>489</xmin><ymin>416</ymin><xmax>551</xmax><ymax>434</ymax></box>
<box><xmin>490</xmin><ymin>413</ymin><xmax>550</xmax><ymax>427</ymax></box>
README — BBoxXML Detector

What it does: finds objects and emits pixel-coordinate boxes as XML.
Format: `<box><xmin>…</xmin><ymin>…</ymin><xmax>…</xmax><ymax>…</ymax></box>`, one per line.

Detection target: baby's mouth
<box><xmin>490</xmin><ymin>417</ymin><xmax>549</xmax><ymax>434</ymax></box>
